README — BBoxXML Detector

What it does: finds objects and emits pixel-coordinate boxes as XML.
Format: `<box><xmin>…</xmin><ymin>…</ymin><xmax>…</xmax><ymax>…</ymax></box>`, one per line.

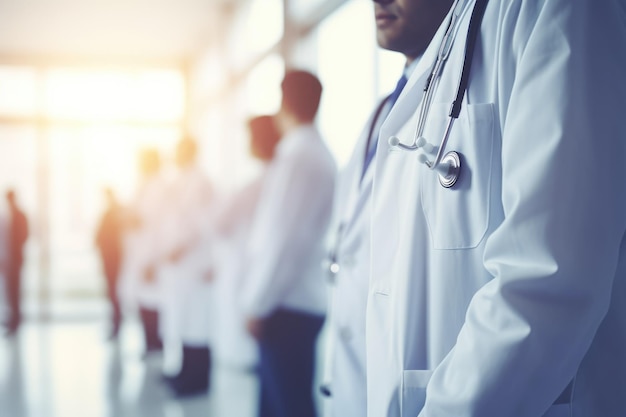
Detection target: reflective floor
<box><xmin>0</xmin><ymin>318</ymin><xmax>259</xmax><ymax>417</ymax></box>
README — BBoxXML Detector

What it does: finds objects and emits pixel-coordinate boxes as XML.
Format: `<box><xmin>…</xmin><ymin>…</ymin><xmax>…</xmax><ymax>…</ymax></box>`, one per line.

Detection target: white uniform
<box><xmin>323</xmin><ymin>117</ymin><xmax>376</xmax><ymax>417</ymax></box>
<box><xmin>211</xmin><ymin>176</ymin><xmax>265</xmax><ymax>368</ymax></box>
<box><xmin>368</xmin><ymin>1</ymin><xmax>626</xmax><ymax>416</ymax></box>
<box><xmin>120</xmin><ymin>174</ymin><xmax>168</xmax><ymax>312</ymax></box>
<box><xmin>0</xmin><ymin>214</ymin><xmax>7</xmax><ymax>305</ymax></box>
<box><xmin>158</xmin><ymin>166</ymin><xmax>215</xmax><ymax>347</ymax></box>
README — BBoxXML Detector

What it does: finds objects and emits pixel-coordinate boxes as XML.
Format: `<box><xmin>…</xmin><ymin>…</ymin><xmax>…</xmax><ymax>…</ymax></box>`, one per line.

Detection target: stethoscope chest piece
<box><xmin>438</xmin><ymin>151</ymin><xmax>461</xmax><ymax>188</ymax></box>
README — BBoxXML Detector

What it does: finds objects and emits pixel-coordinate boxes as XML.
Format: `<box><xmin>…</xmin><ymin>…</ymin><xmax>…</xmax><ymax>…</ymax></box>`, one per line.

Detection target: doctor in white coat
<box><xmin>212</xmin><ymin>115</ymin><xmax>281</xmax><ymax>369</ymax></box>
<box><xmin>120</xmin><ymin>148</ymin><xmax>167</xmax><ymax>355</ymax></box>
<box><xmin>322</xmin><ymin>4</ymin><xmax>425</xmax><ymax>414</ymax></box>
<box><xmin>158</xmin><ymin>136</ymin><xmax>215</xmax><ymax>397</ymax></box>
<box><xmin>367</xmin><ymin>0</ymin><xmax>626</xmax><ymax>416</ymax></box>
<box><xmin>0</xmin><ymin>212</ymin><xmax>6</xmax><ymax>310</ymax></box>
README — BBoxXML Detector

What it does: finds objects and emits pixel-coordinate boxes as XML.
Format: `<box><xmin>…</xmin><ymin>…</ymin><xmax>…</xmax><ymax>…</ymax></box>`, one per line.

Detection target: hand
<box><xmin>143</xmin><ymin>265</ymin><xmax>155</xmax><ymax>283</ymax></box>
<box><xmin>203</xmin><ymin>269</ymin><xmax>215</xmax><ymax>283</ymax></box>
<box><xmin>168</xmin><ymin>246</ymin><xmax>186</xmax><ymax>263</ymax></box>
<box><xmin>246</xmin><ymin>318</ymin><xmax>264</xmax><ymax>340</ymax></box>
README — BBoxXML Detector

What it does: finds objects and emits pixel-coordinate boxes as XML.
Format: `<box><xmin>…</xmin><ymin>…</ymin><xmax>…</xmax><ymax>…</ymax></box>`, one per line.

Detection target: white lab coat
<box><xmin>368</xmin><ymin>1</ymin><xmax>626</xmax><ymax>416</ymax></box>
<box><xmin>241</xmin><ymin>124</ymin><xmax>336</xmax><ymax>319</ymax></box>
<box><xmin>0</xmin><ymin>213</ymin><xmax>7</xmax><ymax>307</ymax></box>
<box><xmin>158</xmin><ymin>166</ymin><xmax>215</xmax><ymax>347</ymax></box>
<box><xmin>325</xmin><ymin>61</ymin><xmax>419</xmax><ymax>417</ymax></box>
<box><xmin>324</xmin><ymin>95</ymin><xmax>395</xmax><ymax>417</ymax></box>
<box><xmin>120</xmin><ymin>174</ymin><xmax>168</xmax><ymax>311</ymax></box>
<box><xmin>211</xmin><ymin>176</ymin><xmax>265</xmax><ymax>368</ymax></box>
<box><xmin>324</xmin><ymin>120</ymin><xmax>375</xmax><ymax>417</ymax></box>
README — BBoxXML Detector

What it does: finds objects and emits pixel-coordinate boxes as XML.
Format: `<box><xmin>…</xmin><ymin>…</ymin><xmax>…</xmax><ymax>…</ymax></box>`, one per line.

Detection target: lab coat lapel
<box><xmin>342</xmin><ymin>169</ymin><xmax>374</xmax><ymax>237</ymax></box>
<box><xmin>339</xmin><ymin>106</ymin><xmax>382</xmax><ymax>235</ymax></box>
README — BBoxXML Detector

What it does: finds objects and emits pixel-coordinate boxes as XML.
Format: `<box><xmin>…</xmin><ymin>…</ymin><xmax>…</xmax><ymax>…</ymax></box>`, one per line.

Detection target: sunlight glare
<box><xmin>44</xmin><ymin>69</ymin><xmax>184</xmax><ymax>122</ymax></box>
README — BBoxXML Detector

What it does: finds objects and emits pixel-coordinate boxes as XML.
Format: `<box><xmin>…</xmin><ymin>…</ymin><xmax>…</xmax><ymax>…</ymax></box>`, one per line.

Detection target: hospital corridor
<box><xmin>2</xmin><ymin>0</ymin><xmax>618</xmax><ymax>416</ymax></box>
<box><xmin>0</xmin><ymin>0</ymin><xmax>406</xmax><ymax>416</ymax></box>
<box><xmin>0</xmin><ymin>311</ymin><xmax>258</xmax><ymax>417</ymax></box>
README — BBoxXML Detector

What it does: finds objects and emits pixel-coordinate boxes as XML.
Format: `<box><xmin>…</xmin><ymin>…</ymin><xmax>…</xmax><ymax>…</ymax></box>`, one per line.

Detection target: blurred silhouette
<box><xmin>120</xmin><ymin>148</ymin><xmax>166</xmax><ymax>355</ymax></box>
<box><xmin>95</xmin><ymin>187</ymin><xmax>125</xmax><ymax>340</ymax></box>
<box><xmin>241</xmin><ymin>70</ymin><xmax>337</xmax><ymax>417</ymax></box>
<box><xmin>3</xmin><ymin>189</ymin><xmax>29</xmax><ymax>336</ymax></box>
<box><xmin>0</xmin><ymin>211</ymin><xmax>7</xmax><ymax>295</ymax></box>
<box><xmin>211</xmin><ymin>115</ymin><xmax>281</xmax><ymax>370</ymax></box>
<box><xmin>158</xmin><ymin>135</ymin><xmax>215</xmax><ymax>398</ymax></box>
<box><xmin>248</xmin><ymin>115</ymin><xmax>281</xmax><ymax>162</ymax></box>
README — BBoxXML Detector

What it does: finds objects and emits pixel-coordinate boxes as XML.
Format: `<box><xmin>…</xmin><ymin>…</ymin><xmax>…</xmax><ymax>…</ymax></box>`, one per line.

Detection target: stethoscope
<box><xmin>388</xmin><ymin>0</ymin><xmax>489</xmax><ymax>188</ymax></box>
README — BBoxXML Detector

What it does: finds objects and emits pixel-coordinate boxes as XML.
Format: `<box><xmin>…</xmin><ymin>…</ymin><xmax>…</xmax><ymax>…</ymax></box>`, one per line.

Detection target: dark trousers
<box><xmin>166</xmin><ymin>345</ymin><xmax>212</xmax><ymax>396</ymax></box>
<box><xmin>104</xmin><ymin>270</ymin><xmax>121</xmax><ymax>335</ymax></box>
<box><xmin>139</xmin><ymin>307</ymin><xmax>163</xmax><ymax>352</ymax></box>
<box><xmin>5</xmin><ymin>266</ymin><xmax>22</xmax><ymax>329</ymax></box>
<box><xmin>257</xmin><ymin>308</ymin><xmax>324</xmax><ymax>417</ymax></box>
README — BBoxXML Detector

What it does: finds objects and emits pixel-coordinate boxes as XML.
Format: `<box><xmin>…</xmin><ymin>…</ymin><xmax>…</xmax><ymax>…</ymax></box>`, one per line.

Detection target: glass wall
<box><xmin>315</xmin><ymin>0</ymin><xmax>379</xmax><ymax>168</ymax></box>
<box><xmin>0</xmin><ymin>65</ymin><xmax>184</xmax><ymax>318</ymax></box>
<box><xmin>0</xmin><ymin>125</ymin><xmax>39</xmax><ymax>316</ymax></box>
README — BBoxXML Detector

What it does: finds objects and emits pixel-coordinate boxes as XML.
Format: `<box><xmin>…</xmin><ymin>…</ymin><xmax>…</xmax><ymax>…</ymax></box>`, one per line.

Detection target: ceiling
<box><xmin>0</xmin><ymin>0</ymin><xmax>240</xmax><ymax>66</ymax></box>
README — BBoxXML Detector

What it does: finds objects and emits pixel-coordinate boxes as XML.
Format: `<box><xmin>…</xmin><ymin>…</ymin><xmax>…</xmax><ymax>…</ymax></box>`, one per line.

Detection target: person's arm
<box><xmin>94</xmin><ymin>212</ymin><xmax>107</xmax><ymax>251</ymax></box>
<box><xmin>420</xmin><ymin>1</ymin><xmax>626</xmax><ymax>416</ymax></box>
<box><xmin>0</xmin><ymin>216</ymin><xmax>7</xmax><ymax>270</ymax></box>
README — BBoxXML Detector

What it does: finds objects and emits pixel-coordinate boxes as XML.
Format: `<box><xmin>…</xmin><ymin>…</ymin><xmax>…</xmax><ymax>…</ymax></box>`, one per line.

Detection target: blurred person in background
<box><xmin>157</xmin><ymin>135</ymin><xmax>216</xmax><ymax>397</ymax></box>
<box><xmin>121</xmin><ymin>148</ymin><xmax>166</xmax><ymax>355</ymax></box>
<box><xmin>3</xmin><ymin>189</ymin><xmax>28</xmax><ymax>336</ymax></box>
<box><xmin>0</xmin><ymin>211</ymin><xmax>7</xmax><ymax>312</ymax></box>
<box><xmin>319</xmin><ymin>0</ymin><xmax>425</xmax><ymax>414</ymax></box>
<box><xmin>211</xmin><ymin>114</ymin><xmax>281</xmax><ymax>370</ymax></box>
<box><xmin>241</xmin><ymin>70</ymin><xmax>336</xmax><ymax>417</ymax></box>
<box><xmin>95</xmin><ymin>187</ymin><xmax>125</xmax><ymax>340</ymax></box>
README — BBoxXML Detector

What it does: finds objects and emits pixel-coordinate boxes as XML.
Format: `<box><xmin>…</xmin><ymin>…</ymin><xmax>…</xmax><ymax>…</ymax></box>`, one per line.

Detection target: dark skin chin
<box><xmin>374</xmin><ymin>0</ymin><xmax>454</xmax><ymax>63</ymax></box>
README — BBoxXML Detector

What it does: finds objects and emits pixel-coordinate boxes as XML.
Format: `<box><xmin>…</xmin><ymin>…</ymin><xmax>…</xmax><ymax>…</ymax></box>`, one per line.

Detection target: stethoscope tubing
<box><xmin>392</xmin><ymin>0</ymin><xmax>490</xmax><ymax>188</ymax></box>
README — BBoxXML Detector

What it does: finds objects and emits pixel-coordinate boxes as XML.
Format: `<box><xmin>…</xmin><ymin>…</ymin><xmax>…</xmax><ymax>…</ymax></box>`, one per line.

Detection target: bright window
<box><xmin>245</xmin><ymin>0</ymin><xmax>284</xmax><ymax>55</ymax></box>
<box><xmin>0</xmin><ymin>65</ymin><xmax>185</xmax><ymax>314</ymax></box>
<box><xmin>315</xmin><ymin>0</ymin><xmax>379</xmax><ymax>168</ymax></box>
<box><xmin>0</xmin><ymin>66</ymin><xmax>39</xmax><ymax>116</ymax></box>
<box><xmin>246</xmin><ymin>54</ymin><xmax>284</xmax><ymax>116</ymax></box>
<box><xmin>44</xmin><ymin>69</ymin><xmax>184</xmax><ymax>122</ymax></box>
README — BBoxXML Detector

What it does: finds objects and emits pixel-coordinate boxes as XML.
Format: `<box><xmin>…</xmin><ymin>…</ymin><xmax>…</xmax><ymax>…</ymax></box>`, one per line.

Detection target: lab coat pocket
<box><xmin>541</xmin><ymin>404</ymin><xmax>571</xmax><ymax>417</ymax></box>
<box><xmin>401</xmin><ymin>369</ymin><xmax>432</xmax><ymax>417</ymax></box>
<box><xmin>421</xmin><ymin>102</ymin><xmax>495</xmax><ymax>249</ymax></box>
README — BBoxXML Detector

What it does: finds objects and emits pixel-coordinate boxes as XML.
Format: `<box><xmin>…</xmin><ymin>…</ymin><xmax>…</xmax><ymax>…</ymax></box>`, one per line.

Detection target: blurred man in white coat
<box><xmin>158</xmin><ymin>136</ymin><xmax>215</xmax><ymax>397</ymax></box>
<box><xmin>212</xmin><ymin>115</ymin><xmax>281</xmax><ymax>370</ymax></box>
<box><xmin>366</xmin><ymin>0</ymin><xmax>626</xmax><ymax>416</ymax></box>
<box><xmin>320</xmin><ymin>0</ymin><xmax>433</xmax><ymax>414</ymax></box>
<box><xmin>0</xmin><ymin>212</ymin><xmax>7</xmax><ymax>313</ymax></box>
<box><xmin>242</xmin><ymin>70</ymin><xmax>336</xmax><ymax>417</ymax></box>
<box><xmin>121</xmin><ymin>148</ymin><xmax>167</xmax><ymax>355</ymax></box>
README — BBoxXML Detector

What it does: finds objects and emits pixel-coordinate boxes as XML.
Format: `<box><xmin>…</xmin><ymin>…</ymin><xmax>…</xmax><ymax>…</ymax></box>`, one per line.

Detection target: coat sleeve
<box><xmin>420</xmin><ymin>0</ymin><xmax>626</xmax><ymax>416</ymax></box>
